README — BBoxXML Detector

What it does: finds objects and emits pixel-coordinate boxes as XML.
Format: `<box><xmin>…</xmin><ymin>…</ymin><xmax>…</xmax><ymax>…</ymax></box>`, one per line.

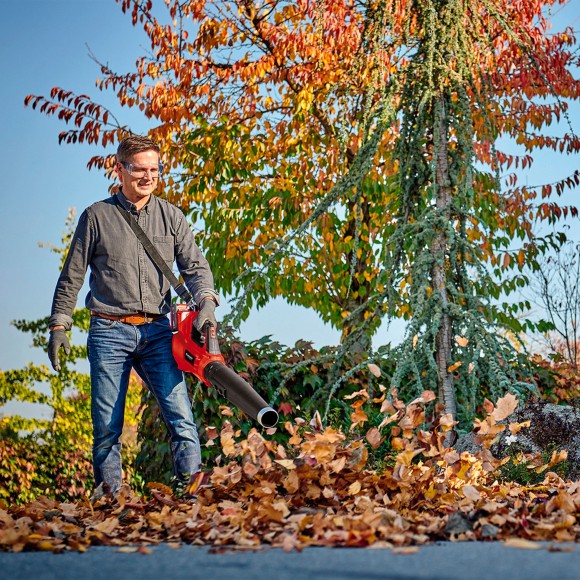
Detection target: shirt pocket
<box><xmin>153</xmin><ymin>235</ymin><xmax>174</xmax><ymax>263</ymax></box>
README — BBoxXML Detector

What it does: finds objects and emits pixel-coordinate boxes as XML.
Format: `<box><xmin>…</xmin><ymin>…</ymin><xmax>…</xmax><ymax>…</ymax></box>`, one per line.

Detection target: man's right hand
<box><xmin>48</xmin><ymin>328</ymin><xmax>71</xmax><ymax>371</ymax></box>
<box><xmin>194</xmin><ymin>299</ymin><xmax>217</xmax><ymax>332</ymax></box>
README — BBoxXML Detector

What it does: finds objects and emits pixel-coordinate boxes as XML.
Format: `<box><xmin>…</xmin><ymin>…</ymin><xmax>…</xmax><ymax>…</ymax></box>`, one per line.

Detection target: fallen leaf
<box><xmin>483</xmin><ymin>398</ymin><xmax>495</xmax><ymax>415</ymax></box>
<box><xmin>348</xmin><ymin>481</ymin><xmax>362</xmax><ymax>495</ymax></box>
<box><xmin>309</xmin><ymin>410</ymin><xmax>323</xmax><ymax>431</ymax></box>
<box><xmin>344</xmin><ymin>389</ymin><xmax>370</xmax><ymax>400</ymax></box>
<box><xmin>391</xmin><ymin>546</ymin><xmax>420</xmax><ymax>554</ymax></box>
<box><xmin>547</xmin><ymin>544</ymin><xmax>575</xmax><ymax>552</ymax></box>
<box><xmin>439</xmin><ymin>413</ymin><xmax>456</xmax><ymax>431</ymax></box>
<box><xmin>491</xmin><ymin>393</ymin><xmax>519</xmax><ymax>422</ymax></box>
<box><xmin>508</xmin><ymin>420</ymin><xmax>530</xmax><ymax>435</ymax></box>
<box><xmin>147</xmin><ymin>482</ymin><xmax>174</xmax><ymax>495</ymax></box>
<box><xmin>504</xmin><ymin>538</ymin><xmax>542</xmax><ymax>550</ymax></box>
<box><xmin>92</xmin><ymin>517</ymin><xmax>119</xmax><ymax>535</ymax></box>
<box><xmin>205</xmin><ymin>426</ymin><xmax>219</xmax><ymax>440</ymax></box>
<box><xmin>275</xmin><ymin>459</ymin><xmax>296</xmax><ymax>470</ymax></box>
<box><xmin>548</xmin><ymin>449</ymin><xmax>568</xmax><ymax>468</ymax></box>
<box><xmin>365</xmin><ymin>427</ymin><xmax>383</xmax><ymax>449</ymax></box>
<box><xmin>328</xmin><ymin>456</ymin><xmax>347</xmax><ymax>473</ymax></box>
<box><xmin>461</xmin><ymin>485</ymin><xmax>481</xmax><ymax>502</ymax></box>
<box><xmin>378</xmin><ymin>412</ymin><xmax>399</xmax><ymax>429</ymax></box>
<box><xmin>2</xmin><ymin>392</ymin><xmax>578</xmax><ymax>555</ymax></box>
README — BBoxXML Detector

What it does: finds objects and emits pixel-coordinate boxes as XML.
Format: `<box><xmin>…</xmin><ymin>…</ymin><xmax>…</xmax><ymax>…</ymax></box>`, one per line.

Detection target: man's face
<box><xmin>116</xmin><ymin>149</ymin><xmax>161</xmax><ymax>203</ymax></box>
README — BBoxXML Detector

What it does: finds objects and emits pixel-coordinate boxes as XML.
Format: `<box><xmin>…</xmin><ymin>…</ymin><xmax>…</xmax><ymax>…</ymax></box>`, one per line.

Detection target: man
<box><xmin>47</xmin><ymin>135</ymin><xmax>218</xmax><ymax>496</ymax></box>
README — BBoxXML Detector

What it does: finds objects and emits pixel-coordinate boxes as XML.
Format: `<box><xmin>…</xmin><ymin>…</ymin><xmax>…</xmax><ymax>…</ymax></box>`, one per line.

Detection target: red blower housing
<box><xmin>171</xmin><ymin>305</ymin><xmax>278</xmax><ymax>428</ymax></box>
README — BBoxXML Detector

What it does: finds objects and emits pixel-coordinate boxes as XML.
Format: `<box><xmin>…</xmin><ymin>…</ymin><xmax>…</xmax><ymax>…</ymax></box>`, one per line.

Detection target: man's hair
<box><xmin>116</xmin><ymin>135</ymin><xmax>160</xmax><ymax>162</ymax></box>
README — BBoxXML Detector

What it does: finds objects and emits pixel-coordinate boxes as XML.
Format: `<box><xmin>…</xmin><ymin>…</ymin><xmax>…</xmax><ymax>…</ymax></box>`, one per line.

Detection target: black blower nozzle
<box><xmin>204</xmin><ymin>362</ymin><xmax>279</xmax><ymax>428</ymax></box>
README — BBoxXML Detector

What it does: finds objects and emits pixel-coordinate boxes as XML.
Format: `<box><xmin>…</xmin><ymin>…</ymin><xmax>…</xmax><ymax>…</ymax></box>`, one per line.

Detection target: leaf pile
<box><xmin>1</xmin><ymin>393</ymin><xmax>578</xmax><ymax>553</ymax></box>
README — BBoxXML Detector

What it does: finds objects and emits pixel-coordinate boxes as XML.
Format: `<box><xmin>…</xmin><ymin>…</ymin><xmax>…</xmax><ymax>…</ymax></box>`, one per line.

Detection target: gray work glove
<box><xmin>194</xmin><ymin>299</ymin><xmax>217</xmax><ymax>332</ymax></box>
<box><xmin>48</xmin><ymin>329</ymin><xmax>71</xmax><ymax>371</ymax></box>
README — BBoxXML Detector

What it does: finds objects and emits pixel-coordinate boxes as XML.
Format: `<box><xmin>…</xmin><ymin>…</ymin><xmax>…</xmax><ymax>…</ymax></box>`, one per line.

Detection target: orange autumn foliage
<box><xmin>23</xmin><ymin>0</ymin><xmax>580</xmax><ymax>333</ymax></box>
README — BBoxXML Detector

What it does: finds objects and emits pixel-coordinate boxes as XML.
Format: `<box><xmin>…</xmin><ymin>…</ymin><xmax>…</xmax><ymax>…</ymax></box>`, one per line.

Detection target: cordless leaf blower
<box><xmin>171</xmin><ymin>305</ymin><xmax>279</xmax><ymax>428</ymax></box>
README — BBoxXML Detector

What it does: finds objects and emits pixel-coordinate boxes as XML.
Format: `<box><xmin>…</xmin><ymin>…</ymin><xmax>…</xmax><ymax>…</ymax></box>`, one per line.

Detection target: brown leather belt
<box><xmin>90</xmin><ymin>311</ymin><xmax>165</xmax><ymax>325</ymax></box>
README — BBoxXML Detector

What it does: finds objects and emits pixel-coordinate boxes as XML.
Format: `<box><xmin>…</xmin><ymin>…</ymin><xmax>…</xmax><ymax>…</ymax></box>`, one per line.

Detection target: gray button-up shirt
<box><xmin>49</xmin><ymin>190</ymin><xmax>219</xmax><ymax>330</ymax></box>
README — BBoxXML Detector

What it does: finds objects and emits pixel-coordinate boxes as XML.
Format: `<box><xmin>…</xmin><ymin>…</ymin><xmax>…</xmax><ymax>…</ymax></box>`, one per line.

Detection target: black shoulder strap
<box><xmin>114</xmin><ymin>196</ymin><xmax>194</xmax><ymax>304</ymax></box>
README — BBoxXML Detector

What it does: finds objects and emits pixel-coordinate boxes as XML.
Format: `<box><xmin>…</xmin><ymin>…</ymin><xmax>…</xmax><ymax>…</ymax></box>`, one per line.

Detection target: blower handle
<box><xmin>189</xmin><ymin>315</ymin><xmax>220</xmax><ymax>355</ymax></box>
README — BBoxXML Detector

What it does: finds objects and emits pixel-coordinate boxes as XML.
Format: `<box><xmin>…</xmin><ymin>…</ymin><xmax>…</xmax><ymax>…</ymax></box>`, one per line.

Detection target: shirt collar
<box><xmin>117</xmin><ymin>189</ymin><xmax>153</xmax><ymax>214</ymax></box>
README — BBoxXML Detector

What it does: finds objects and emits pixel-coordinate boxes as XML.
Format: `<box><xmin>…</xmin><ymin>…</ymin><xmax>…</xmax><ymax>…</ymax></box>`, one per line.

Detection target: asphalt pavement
<box><xmin>1</xmin><ymin>542</ymin><xmax>578</xmax><ymax>580</ymax></box>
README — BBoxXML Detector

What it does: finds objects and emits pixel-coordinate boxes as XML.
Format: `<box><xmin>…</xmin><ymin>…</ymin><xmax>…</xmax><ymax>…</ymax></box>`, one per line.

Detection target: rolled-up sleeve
<box><xmin>49</xmin><ymin>210</ymin><xmax>94</xmax><ymax>330</ymax></box>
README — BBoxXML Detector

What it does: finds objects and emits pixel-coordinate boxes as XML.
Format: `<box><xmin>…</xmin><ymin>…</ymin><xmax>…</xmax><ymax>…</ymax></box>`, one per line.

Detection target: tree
<box><xmin>528</xmin><ymin>240</ymin><xmax>580</xmax><ymax>367</ymax></box>
<box><xmin>25</xmin><ymin>0</ymin><xmax>580</xmax><ymax>426</ymax></box>
<box><xmin>25</xmin><ymin>0</ymin><xmax>401</xmax><ymax>352</ymax></box>
<box><xmin>372</xmin><ymin>0</ymin><xmax>580</xmax><ymax>429</ymax></box>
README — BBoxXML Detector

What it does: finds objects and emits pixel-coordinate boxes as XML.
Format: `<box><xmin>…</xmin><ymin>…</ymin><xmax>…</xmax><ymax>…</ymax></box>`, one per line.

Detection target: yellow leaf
<box><xmin>328</xmin><ymin>456</ymin><xmax>346</xmax><ymax>473</ymax></box>
<box><xmin>367</xmin><ymin>363</ymin><xmax>381</xmax><ymax>377</ymax></box>
<box><xmin>447</xmin><ymin>361</ymin><xmax>462</xmax><ymax>373</ymax></box>
<box><xmin>455</xmin><ymin>336</ymin><xmax>469</xmax><ymax>347</ymax></box>
<box><xmin>548</xmin><ymin>449</ymin><xmax>568</xmax><ymax>467</ymax></box>
<box><xmin>275</xmin><ymin>459</ymin><xmax>297</xmax><ymax>470</ymax></box>
<box><xmin>348</xmin><ymin>481</ymin><xmax>362</xmax><ymax>495</ymax></box>
<box><xmin>36</xmin><ymin>541</ymin><xmax>58</xmax><ymax>551</ymax></box>
<box><xmin>508</xmin><ymin>420</ymin><xmax>530</xmax><ymax>435</ymax></box>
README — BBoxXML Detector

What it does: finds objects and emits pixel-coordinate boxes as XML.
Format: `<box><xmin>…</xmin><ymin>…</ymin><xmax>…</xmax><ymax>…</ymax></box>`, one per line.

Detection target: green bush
<box><xmin>135</xmin><ymin>329</ymin><xmax>399</xmax><ymax>484</ymax></box>
<box><xmin>0</xmin><ymin>309</ymin><xmax>141</xmax><ymax>504</ymax></box>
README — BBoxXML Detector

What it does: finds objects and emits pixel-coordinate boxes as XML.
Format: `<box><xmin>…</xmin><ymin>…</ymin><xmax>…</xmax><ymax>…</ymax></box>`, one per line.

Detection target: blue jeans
<box><xmin>87</xmin><ymin>315</ymin><xmax>201</xmax><ymax>491</ymax></box>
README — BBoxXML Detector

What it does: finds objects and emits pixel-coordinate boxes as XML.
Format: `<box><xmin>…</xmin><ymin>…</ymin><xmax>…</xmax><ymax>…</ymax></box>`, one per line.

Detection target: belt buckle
<box><xmin>141</xmin><ymin>313</ymin><xmax>158</xmax><ymax>324</ymax></box>
<box><xmin>131</xmin><ymin>314</ymin><xmax>146</xmax><ymax>325</ymax></box>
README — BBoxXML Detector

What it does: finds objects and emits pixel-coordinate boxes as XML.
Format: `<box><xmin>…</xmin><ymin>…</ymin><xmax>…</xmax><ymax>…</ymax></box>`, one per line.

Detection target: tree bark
<box><xmin>432</xmin><ymin>95</ymin><xmax>457</xmax><ymax>440</ymax></box>
<box><xmin>340</xmin><ymin>195</ymin><xmax>373</xmax><ymax>355</ymax></box>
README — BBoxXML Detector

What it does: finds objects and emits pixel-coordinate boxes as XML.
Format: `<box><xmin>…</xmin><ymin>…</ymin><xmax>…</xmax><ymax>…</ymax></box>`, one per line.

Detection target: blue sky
<box><xmin>1</xmin><ymin>0</ymin><xmax>579</xmax><ymax>392</ymax></box>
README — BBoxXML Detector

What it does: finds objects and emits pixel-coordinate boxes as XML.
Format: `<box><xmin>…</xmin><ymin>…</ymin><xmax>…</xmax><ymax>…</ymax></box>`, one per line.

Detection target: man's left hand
<box><xmin>48</xmin><ymin>328</ymin><xmax>71</xmax><ymax>371</ymax></box>
<box><xmin>194</xmin><ymin>299</ymin><xmax>217</xmax><ymax>332</ymax></box>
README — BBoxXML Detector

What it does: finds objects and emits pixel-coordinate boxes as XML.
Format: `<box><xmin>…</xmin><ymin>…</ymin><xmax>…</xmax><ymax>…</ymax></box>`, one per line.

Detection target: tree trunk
<box><xmin>340</xmin><ymin>194</ymin><xmax>373</xmax><ymax>356</ymax></box>
<box><xmin>432</xmin><ymin>95</ymin><xmax>457</xmax><ymax>441</ymax></box>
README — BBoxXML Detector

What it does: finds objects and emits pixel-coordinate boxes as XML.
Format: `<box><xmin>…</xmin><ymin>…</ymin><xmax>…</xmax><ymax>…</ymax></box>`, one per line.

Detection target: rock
<box><xmin>455</xmin><ymin>400</ymin><xmax>580</xmax><ymax>481</ymax></box>
<box><xmin>454</xmin><ymin>432</ymin><xmax>482</xmax><ymax>455</ymax></box>
<box><xmin>444</xmin><ymin>511</ymin><xmax>473</xmax><ymax>534</ymax></box>
<box><xmin>480</xmin><ymin>524</ymin><xmax>499</xmax><ymax>539</ymax></box>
